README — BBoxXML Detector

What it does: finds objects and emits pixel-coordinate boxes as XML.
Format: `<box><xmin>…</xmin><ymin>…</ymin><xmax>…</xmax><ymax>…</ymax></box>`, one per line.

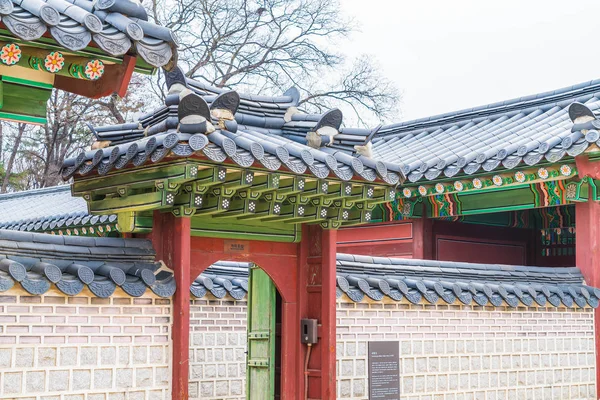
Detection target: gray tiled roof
<box><xmin>336</xmin><ymin>254</ymin><xmax>598</xmax><ymax>308</ymax></box>
<box><xmin>191</xmin><ymin>261</ymin><xmax>249</xmax><ymax>300</ymax></box>
<box><xmin>0</xmin><ymin>185</ymin><xmax>116</xmax><ymax>233</ymax></box>
<box><xmin>0</xmin><ymin>229</ymin><xmax>175</xmax><ymax>298</ymax></box>
<box><xmin>372</xmin><ymin>80</ymin><xmax>600</xmax><ymax>183</ymax></box>
<box><xmin>188</xmin><ymin>254</ymin><xmax>599</xmax><ymax>309</ymax></box>
<box><xmin>64</xmin><ymin>74</ymin><xmax>600</xmax><ymax>186</ymax></box>
<box><xmin>61</xmin><ymin>67</ymin><xmax>402</xmax><ymax>185</ymax></box>
<box><xmin>0</xmin><ymin>0</ymin><xmax>177</xmax><ymax>68</ymax></box>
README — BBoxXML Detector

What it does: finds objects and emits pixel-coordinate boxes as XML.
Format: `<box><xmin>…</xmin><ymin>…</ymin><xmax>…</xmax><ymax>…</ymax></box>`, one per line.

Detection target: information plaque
<box><xmin>368</xmin><ymin>341</ymin><xmax>400</xmax><ymax>399</ymax></box>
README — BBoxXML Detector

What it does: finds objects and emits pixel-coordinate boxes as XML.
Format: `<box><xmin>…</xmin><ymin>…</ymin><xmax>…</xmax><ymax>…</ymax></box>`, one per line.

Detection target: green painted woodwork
<box><xmin>191</xmin><ymin>216</ymin><xmax>300</xmax><ymax>242</ymax></box>
<box><xmin>246</xmin><ymin>266</ymin><xmax>277</xmax><ymax>399</ymax></box>
<box><xmin>384</xmin><ymin>180</ymin><xmax>571</xmax><ymax>219</ymax></box>
<box><xmin>72</xmin><ymin>159</ymin><xmax>388</xmax><ymax>231</ymax></box>
<box><xmin>2</xmin><ymin>76</ymin><xmax>53</xmax><ymax>89</ymax></box>
<box><xmin>0</xmin><ymin>30</ymin><xmax>154</xmax><ymax>74</ymax></box>
<box><xmin>0</xmin><ymin>76</ymin><xmax>52</xmax><ymax>123</ymax></box>
<box><xmin>117</xmin><ymin>211</ymin><xmax>153</xmax><ymax>233</ymax></box>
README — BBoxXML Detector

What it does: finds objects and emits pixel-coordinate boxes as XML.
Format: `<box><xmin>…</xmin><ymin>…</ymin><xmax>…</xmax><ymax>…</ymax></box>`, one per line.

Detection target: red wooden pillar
<box><xmin>412</xmin><ymin>218</ymin><xmax>433</xmax><ymax>259</ymax></box>
<box><xmin>153</xmin><ymin>212</ymin><xmax>192</xmax><ymax>400</ymax></box>
<box><xmin>298</xmin><ymin>225</ymin><xmax>337</xmax><ymax>399</ymax></box>
<box><xmin>575</xmin><ymin>199</ymin><xmax>600</xmax><ymax>398</ymax></box>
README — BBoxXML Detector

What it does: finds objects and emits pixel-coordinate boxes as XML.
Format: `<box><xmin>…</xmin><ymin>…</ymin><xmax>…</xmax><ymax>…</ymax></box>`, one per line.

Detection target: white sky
<box><xmin>339</xmin><ymin>0</ymin><xmax>600</xmax><ymax>122</ymax></box>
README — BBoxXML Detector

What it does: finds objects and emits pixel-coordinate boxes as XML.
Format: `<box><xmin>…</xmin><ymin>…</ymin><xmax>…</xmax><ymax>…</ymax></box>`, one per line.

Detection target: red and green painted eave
<box><xmin>0</xmin><ymin>30</ymin><xmax>159</xmax><ymax>124</ymax></box>
<box><xmin>372</xmin><ymin>153</ymin><xmax>600</xmax><ymax>222</ymax></box>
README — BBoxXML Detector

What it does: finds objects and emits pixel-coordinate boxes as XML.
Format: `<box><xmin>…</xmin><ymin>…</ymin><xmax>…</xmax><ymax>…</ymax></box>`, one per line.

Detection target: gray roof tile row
<box><xmin>372</xmin><ymin>80</ymin><xmax>600</xmax><ymax>182</ymax></box>
<box><xmin>62</xmin><ymin>67</ymin><xmax>401</xmax><ymax>185</ymax></box>
<box><xmin>0</xmin><ymin>185</ymin><xmax>117</xmax><ymax>233</ymax></box>
<box><xmin>0</xmin><ymin>229</ymin><xmax>174</xmax><ymax>298</ymax></box>
<box><xmin>187</xmin><ymin>254</ymin><xmax>598</xmax><ymax>309</ymax></box>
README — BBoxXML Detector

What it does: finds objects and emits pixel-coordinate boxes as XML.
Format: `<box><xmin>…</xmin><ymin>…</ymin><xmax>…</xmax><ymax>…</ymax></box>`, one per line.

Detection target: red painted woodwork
<box><xmin>412</xmin><ymin>218</ymin><xmax>433</xmax><ymax>259</ymax></box>
<box><xmin>575</xmin><ymin>199</ymin><xmax>600</xmax><ymax>399</ymax></box>
<box><xmin>296</xmin><ymin>225</ymin><xmax>337</xmax><ymax>400</ymax></box>
<box><xmin>432</xmin><ymin>220</ymin><xmax>533</xmax><ymax>265</ymax></box>
<box><xmin>436</xmin><ymin>237</ymin><xmax>527</xmax><ymax>265</ymax></box>
<box><xmin>576</xmin><ymin>154</ymin><xmax>600</xmax><ymax>180</ymax></box>
<box><xmin>337</xmin><ymin>222</ymin><xmax>412</xmax><ymax>243</ymax></box>
<box><xmin>54</xmin><ymin>55</ymin><xmax>136</xmax><ymax>99</ymax></box>
<box><xmin>337</xmin><ymin>222</ymin><xmax>414</xmax><ymax>257</ymax></box>
<box><xmin>151</xmin><ymin>212</ymin><xmax>191</xmax><ymax>400</ymax></box>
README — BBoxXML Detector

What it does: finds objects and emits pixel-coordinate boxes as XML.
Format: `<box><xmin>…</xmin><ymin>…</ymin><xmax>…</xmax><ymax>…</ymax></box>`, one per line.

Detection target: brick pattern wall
<box><xmin>188</xmin><ymin>297</ymin><xmax>247</xmax><ymax>400</ymax></box>
<box><xmin>337</xmin><ymin>300</ymin><xmax>596</xmax><ymax>399</ymax></box>
<box><xmin>0</xmin><ymin>287</ymin><xmax>172</xmax><ymax>400</ymax></box>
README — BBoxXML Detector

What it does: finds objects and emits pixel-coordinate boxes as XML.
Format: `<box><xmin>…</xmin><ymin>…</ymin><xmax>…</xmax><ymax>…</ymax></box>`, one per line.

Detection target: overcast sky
<box><xmin>339</xmin><ymin>0</ymin><xmax>600</xmax><ymax>122</ymax></box>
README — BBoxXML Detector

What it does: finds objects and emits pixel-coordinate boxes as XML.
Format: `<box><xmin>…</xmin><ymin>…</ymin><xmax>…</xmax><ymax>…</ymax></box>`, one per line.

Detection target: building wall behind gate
<box><xmin>336</xmin><ymin>300</ymin><xmax>596</xmax><ymax>399</ymax></box>
<box><xmin>0</xmin><ymin>288</ymin><xmax>172</xmax><ymax>400</ymax></box>
<box><xmin>188</xmin><ymin>297</ymin><xmax>247</xmax><ymax>400</ymax></box>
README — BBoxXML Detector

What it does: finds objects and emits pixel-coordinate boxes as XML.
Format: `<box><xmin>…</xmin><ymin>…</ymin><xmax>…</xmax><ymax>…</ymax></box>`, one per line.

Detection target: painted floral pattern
<box><xmin>435</xmin><ymin>183</ymin><xmax>445</xmax><ymax>193</ymax></box>
<box><xmin>472</xmin><ymin>178</ymin><xmax>482</xmax><ymax>189</ymax></box>
<box><xmin>0</xmin><ymin>43</ymin><xmax>21</xmax><ymax>66</ymax></box>
<box><xmin>454</xmin><ymin>181</ymin><xmax>464</xmax><ymax>191</ymax></box>
<box><xmin>403</xmin><ymin>188</ymin><xmax>412</xmax><ymax>198</ymax></box>
<box><xmin>85</xmin><ymin>59</ymin><xmax>104</xmax><ymax>80</ymax></box>
<box><xmin>537</xmin><ymin>167</ymin><xmax>549</xmax><ymax>179</ymax></box>
<box><xmin>44</xmin><ymin>52</ymin><xmax>65</xmax><ymax>73</ymax></box>
<box><xmin>515</xmin><ymin>171</ymin><xmax>526</xmax><ymax>183</ymax></box>
<box><xmin>418</xmin><ymin>185</ymin><xmax>428</xmax><ymax>196</ymax></box>
<box><xmin>560</xmin><ymin>165</ymin><xmax>572</xmax><ymax>176</ymax></box>
<box><xmin>492</xmin><ymin>175</ymin><xmax>503</xmax><ymax>186</ymax></box>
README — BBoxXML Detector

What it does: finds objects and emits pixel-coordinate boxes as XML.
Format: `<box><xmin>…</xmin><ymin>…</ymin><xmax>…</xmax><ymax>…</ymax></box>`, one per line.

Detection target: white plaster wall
<box><xmin>336</xmin><ymin>299</ymin><xmax>596</xmax><ymax>399</ymax></box>
<box><xmin>0</xmin><ymin>287</ymin><xmax>172</xmax><ymax>400</ymax></box>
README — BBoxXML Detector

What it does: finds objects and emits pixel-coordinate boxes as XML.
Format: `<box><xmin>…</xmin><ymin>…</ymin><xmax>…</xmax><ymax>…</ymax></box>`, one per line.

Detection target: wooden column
<box><xmin>412</xmin><ymin>218</ymin><xmax>433</xmax><ymax>259</ymax></box>
<box><xmin>154</xmin><ymin>212</ymin><xmax>192</xmax><ymax>400</ymax></box>
<box><xmin>298</xmin><ymin>225</ymin><xmax>337</xmax><ymax>399</ymax></box>
<box><xmin>575</xmin><ymin>199</ymin><xmax>600</xmax><ymax>399</ymax></box>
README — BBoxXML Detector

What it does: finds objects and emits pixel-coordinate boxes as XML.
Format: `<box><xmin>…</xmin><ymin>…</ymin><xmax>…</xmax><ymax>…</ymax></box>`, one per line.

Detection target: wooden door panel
<box><xmin>246</xmin><ymin>266</ymin><xmax>276</xmax><ymax>399</ymax></box>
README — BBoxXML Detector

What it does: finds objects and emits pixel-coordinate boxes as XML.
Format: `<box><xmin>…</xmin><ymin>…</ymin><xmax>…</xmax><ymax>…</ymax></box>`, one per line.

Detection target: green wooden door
<box><xmin>246</xmin><ymin>266</ymin><xmax>276</xmax><ymax>399</ymax></box>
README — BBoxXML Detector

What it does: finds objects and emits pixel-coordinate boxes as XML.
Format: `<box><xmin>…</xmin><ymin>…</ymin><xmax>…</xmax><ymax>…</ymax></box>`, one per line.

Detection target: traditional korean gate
<box><xmin>246</xmin><ymin>265</ymin><xmax>277</xmax><ymax>399</ymax></box>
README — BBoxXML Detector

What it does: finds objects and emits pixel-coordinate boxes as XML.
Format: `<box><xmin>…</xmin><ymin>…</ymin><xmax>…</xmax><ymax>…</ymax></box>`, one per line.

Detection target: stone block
<box><xmin>4</xmin><ymin>371</ymin><xmax>22</xmax><ymax>393</ymax></box>
<box><xmin>80</xmin><ymin>347</ymin><xmax>97</xmax><ymax>365</ymax></box>
<box><xmin>133</xmin><ymin>346</ymin><xmax>148</xmax><ymax>364</ymax></box>
<box><xmin>200</xmin><ymin>382</ymin><xmax>215</xmax><ymax>397</ymax></box>
<box><xmin>49</xmin><ymin>370</ymin><xmax>69</xmax><ymax>391</ymax></box>
<box><xmin>94</xmin><ymin>369</ymin><xmax>113</xmax><ymax>389</ymax></box>
<box><xmin>135</xmin><ymin>367</ymin><xmax>153</xmax><ymax>387</ymax></box>
<box><xmin>101</xmin><ymin>347</ymin><xmax>117</xmax><ymax>365</ymax></box>
<box><xmin>156</xmin><ymin>366</ymin><xmax>169</xmax><ymax>386</ymax></box>
<box><xmin>38</xmin><ymin>347</ymin><xmax>57</xmax><ymax>367</ymax></box>
<box><xmin>26</xmin><ymin>371</ymin><xmax>45</xmax><ymax>392</ymax></box>
<box><xmin>116</xmin><ymin>368</ymin><xmax>133</xmax><ymax>388</ymax></box>
<box><xmin>16</xmin><ymin>347</ymin><xmax>34</xmax><ymax>367</ymax></box>
<box><xmin>64</xmin><ymin>396</ymin><xmax>84</xmax><ymax>400</ymax></box>
<box><xmin>0</xmin><ymin>348</ymin><xmax>11</xmax><ymax>367</ymax></box>
<box><xmin>60</xmin><ymin>347</ymin><xmax>77</xmax><ymax>366</ymax></box>
<box><xmin>215</xmin><ymin>380</ymin><xmax>229</xmax><ymax>396</ymax></box>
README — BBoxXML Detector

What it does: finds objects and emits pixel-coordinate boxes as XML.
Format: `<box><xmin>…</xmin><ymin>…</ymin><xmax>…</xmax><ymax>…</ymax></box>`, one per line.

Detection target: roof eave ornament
<box><xmin>306</xmin><ymin>109</ymin><xmax>343</xmax><ymax>149</ymax></box>
<box><xmin>354</xmin><ymin>124</ymin><xmax>382</xmax><ymax>159</ymax></box>
<box><xmin>569</xmin><ymin>102</ymin><xmax>600</xmax><ymax>145</ymax></box>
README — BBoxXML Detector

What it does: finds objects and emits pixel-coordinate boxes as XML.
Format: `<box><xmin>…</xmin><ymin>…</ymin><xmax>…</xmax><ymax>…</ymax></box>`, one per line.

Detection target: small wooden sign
<box><xmin>224</xmin><ymin>239</ymin><xmax>250</xmax><ymax>254</ymax></box>
<box><xmin>368</xmin><ymin>341</ymin><xmax>400</xmax><ymax>399</ymax></box>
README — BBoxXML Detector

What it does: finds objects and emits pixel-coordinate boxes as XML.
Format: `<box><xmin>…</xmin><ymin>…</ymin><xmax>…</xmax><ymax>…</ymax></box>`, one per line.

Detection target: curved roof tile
<box><xmin>188</xmin><ymin>254</ymin><xmax>599</xmax><ymax>309</ymax></box>
<box><xmin>372</xmin><ymin>80</ymin><xmax>600</xmax><ymax>182</ymax></box>
<box><xmin>0</xmin><ymin>185</ymin><xmax>117</xmax><ymax>234</ymax></box>
<box><xmin>62</xmin><ymin>69</ymin><xmax>401</xmax><ymax>185</ymax></box>
<box><xmin>0</xmin><ymin>0</ymin><xmax>176</xmax><ymax>68</ymax></box>
<box><xmin>0</xmin><ymin>229</ymin><xmax>174</xmax><ymax>297</ymax></box>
